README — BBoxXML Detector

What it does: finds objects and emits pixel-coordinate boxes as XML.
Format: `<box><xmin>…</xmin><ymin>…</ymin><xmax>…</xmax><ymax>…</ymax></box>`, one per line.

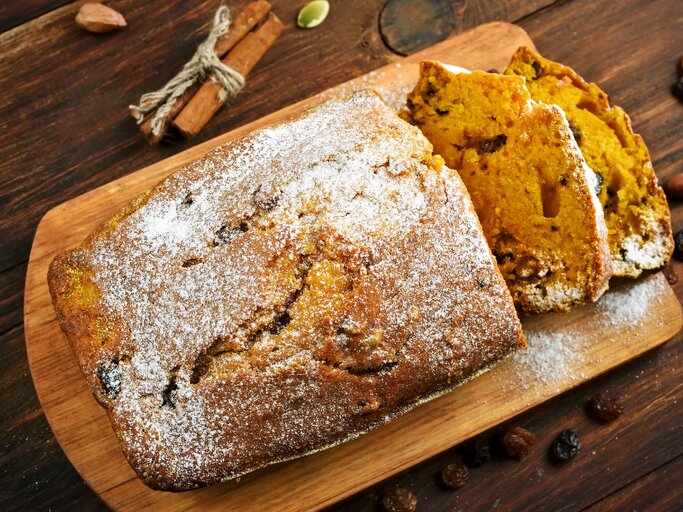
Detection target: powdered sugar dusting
<box><xmin>503</xmin><ymin>274</ymin><xmax>669</xmax><ymax>392</ymax></box>
<box><xmin>511</xmin><ymin>330</ymin><xmax>584</xmax><ymax>391</ymax></box>
<box><xmin>616</xmin><ymin>221</ymin><xmax>673</xmax><ymax>275</ymax></box>
<box><xmin>595</xmin><ymin>272</ymin><xmax>667</xmax><ymax>328</ymax></box>
<box><xmin>318</xmin><ymin>63</ymin><xmax>414</xmax><ymax>112</ymax></box>
<box><xmin>53</xmin><ymin>90</ymin><xmax>522</xmax><ymax>490</ymax></box>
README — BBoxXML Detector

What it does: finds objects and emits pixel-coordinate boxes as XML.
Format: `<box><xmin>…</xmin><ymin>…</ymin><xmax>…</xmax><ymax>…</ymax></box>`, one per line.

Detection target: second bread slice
<box><xmin>406</xmin><ymin>61</ymin><xmax>611</xmax><ymax>313</ymax></box>
<box><xmin>505</xmin><ymin>47</ymin><xmax>673</xmax><ymax>278</ymax></box>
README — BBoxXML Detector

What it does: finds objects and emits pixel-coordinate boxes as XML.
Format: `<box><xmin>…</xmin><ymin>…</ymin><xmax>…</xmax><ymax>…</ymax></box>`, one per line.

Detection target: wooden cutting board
<box><xmin>23</xmin><ymin>22</ymin><xmax>682</xmax><ymax>511</ymax></box>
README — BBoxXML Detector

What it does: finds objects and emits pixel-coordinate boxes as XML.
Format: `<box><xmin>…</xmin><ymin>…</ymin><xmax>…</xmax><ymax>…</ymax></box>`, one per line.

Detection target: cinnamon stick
<box><xmin>173</xmin><ymin>13</ymin><xmax>284</xmax><ymax>139</ymax></box>
<box><xmin>139</xmin><ymin>1</ymin><xmax>271</xmax><ymax>145</ymax></box>
<box><xmin>214</xmin><ymin>0</ymin><xmax>271</xmax><ymax>58</ymax></box>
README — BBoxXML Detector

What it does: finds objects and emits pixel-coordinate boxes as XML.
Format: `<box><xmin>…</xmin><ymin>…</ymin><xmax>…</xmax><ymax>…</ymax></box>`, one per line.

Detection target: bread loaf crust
<box><xmin>49</xmin><ymin>90</ymin><xmax>524</xmax><ymax>491</ymax></box>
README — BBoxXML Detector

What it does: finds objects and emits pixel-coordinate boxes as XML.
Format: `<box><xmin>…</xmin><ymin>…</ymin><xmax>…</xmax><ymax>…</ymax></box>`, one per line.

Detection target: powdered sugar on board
<box><xmin>496</xmin><ymin>274</ymin><xmax>671</xmax><ymax>393</ymax></box>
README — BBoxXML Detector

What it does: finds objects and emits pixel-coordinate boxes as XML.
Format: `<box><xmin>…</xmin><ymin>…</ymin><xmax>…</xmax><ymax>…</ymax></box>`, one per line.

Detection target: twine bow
<box><xmin>129</xmin><ymin>6</ymin><xmax>245</xmax><ymax>137</ymax></box>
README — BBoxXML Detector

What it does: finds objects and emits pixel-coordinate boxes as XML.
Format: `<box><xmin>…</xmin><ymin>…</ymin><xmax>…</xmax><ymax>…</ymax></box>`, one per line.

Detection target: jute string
<box><xmin>129</xmin><ymin>6</ymin><xmax>245</xmax><ymax>136</ymax></box>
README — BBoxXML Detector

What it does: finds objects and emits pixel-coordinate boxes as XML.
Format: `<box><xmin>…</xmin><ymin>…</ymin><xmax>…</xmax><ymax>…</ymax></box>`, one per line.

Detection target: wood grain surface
<box><xmin>3</xmin><ymin>0</ymin><xmax>683</xmax><ymax>511</ymax></box>
<box><xmin>22</xmin><ymin>21</ymin><xmax>683</xmax><ymax>511</ymax></box>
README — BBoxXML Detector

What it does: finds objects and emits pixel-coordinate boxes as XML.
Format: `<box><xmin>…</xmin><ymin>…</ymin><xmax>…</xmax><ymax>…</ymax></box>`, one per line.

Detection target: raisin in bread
<box><xmin>505</xmin><ymin>47</ymin><xmax>673</xmax><ymax>277</ymax></box>
<box><xmin>48</xmin><ymin>90</ymin><xmax>525</xmax><ymax>491</ymax></box>
<box><xmin>406</xmin><ymin>62</ymin><xmax>611</xmax><ymax>313</ymax></box>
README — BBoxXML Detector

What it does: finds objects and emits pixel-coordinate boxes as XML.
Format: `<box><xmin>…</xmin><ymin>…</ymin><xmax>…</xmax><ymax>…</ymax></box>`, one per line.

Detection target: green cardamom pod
<box><xmin>297</xmin><ymin>0</ymin><xmax>330</xmax><ymax>29</ymax></box>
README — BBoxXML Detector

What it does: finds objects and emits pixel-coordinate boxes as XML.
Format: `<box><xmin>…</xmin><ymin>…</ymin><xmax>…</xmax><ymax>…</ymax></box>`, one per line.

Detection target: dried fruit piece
<box><xmin>594</xmin><ymin>171</ymin><xmax>604</xmax><ymax>196</ymax></box>
<box><xmin>663</xmin><ymin>260</ymin><xmax>678</xmax><ymax>285</ymax></box>
<box><xmin>381</xmin><ymin>487</ymin><xmax>417</xmax><ymax>512</ymax></box>
<box><xmin>440</xmin><ymin>463</ymin><xmax>469</xmax><ymax>489</ymax></box>
<box><xmin>462</xmin><ymin>440</ymin><xmax>491</xmax><ymax>468</ymax></box>
<box><xmin>502</xmin><ymin>426</ymin><xmax>536</xmax><ymax>460</ymax></box>
<box><xmin>665</xmin><ymin>173</ymin><xmax>683</xmax><ymax>198</ymax></box>
<box><xmin>585</xmin><ymin>393</ymin><xmax>624</xmax><ymax>422</ymax></box>
<box><xmin>476</xmin><ymin>134</ymin><xmax>507</xmax><ymax>155</ymax></box>
<box><xmin>297</xmin><ymin>0</ymin><xmax>330</xmax><ymax>29</ymax></box>
<box><xmin>673</xmin><ymin>77</ymin><xmax>683</xmax><ymax>103</ymax></box>
<box><xmin>567</xmin><ymin>120</ymin><xmax>582</xmax><ymax>145</ymax></box>
<box><xmin>76</xmin><ymin>3</ymin><xmax>127</xmax><ymax>33</ymax></box>
<box><xmin>214</xmin><ymin>222</ymin><xmax>248</xmax><ymax>246</ymax></box>
<box><xmin>674</xmin><ymin>230</ymin><xmax>683</xmax><ymax>261</ymax></box>
<box><xmin>550</xmin><ymin>429</ymin><xmax>580</xmax><ymax>462</ymax></box>
<box><xmin>531</xmin><ymin>60</ymin><xmax>543</xmax><ymax>79</ymax></box>
<box><xmin>97</xmin><ymin>360</ymin><xmax>122</xmax><ymax>398</ymax></box>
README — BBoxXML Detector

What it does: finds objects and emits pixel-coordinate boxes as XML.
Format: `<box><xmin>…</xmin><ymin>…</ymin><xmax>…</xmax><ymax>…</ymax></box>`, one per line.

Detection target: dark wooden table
<box><xmin>1</xmin><ymin>0</ymin><xmax>682</xmax><ymax>510</ymax></box>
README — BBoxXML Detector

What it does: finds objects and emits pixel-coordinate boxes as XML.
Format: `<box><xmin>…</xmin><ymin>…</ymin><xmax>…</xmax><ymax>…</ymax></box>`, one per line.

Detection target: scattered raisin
<box><xmin>585</xmin><ymin>393</ymin><xmax>624</xmax><ymax>422</ymax></box>
<box><xmin>435</xmin><ymin>108</ymin><xmax>449</xmax><ymax>116</ymax></box>
<box><xmin>190</xmin><ymin>355</ymin><xmax>210</xmax><ymax>384</ymax></box>
<box><xmin>532</xmin><ymin>61</ymin><xmax>544</xmax><ymax>79</ymax></box>
<box><xmin>425</xmin><ymin>83</ymin><xmax>437</xmax><ymax>97</ymax></box>
<box><xmin>97</xmin><ymin>360</ymin><xmax>122</xmax><ymax>399</ymax></box>
<box><xmin>462</xmin><ymin>440</ymin><xmax>491</xmax><ymax>468</ymax></box>
<box><xmin>550</xmin><ymin>429</ymin><xmax>580</xmax><ymax>462</ymax></box>
<box><xmin>594</xmin><ymin>172</ymin><xmax>604</xmax><ymax>196</ymax></box>
<box><xmin>381</xmin><ymin>487</ymin><xmax>417</xmax><ymax>512</ymax></box>
<box><xmin>181</xmin><ymin>257</ymin><xmax>202</xmax><ymax>268</ymax></box>
<box><xmin>476</xmin><ymin>134</ymin><xmax>507</xmax><ymax>155</ymax></box>
<box><xmin>567</xmin><ymin>120</ymin><xmax>582</xmax><ymax>145</ymax></box>
<box><xmin>357</xmin><ymin>396</ymin><xmax>382</xmax><ymax>415</ymax></box>
<box><xmin>269</xmin><ymin>311</ymin><xmax>292</xmax><ymax>334</ymax></box>
<box><xmin>673</xmin><ymin>77</ymin><xmax>683</xmax><ymax>103</ymax></box>
<box><xmin>214</xmin><ymin>222</ymin><xmax>248</xmax><ymax>246</ymax></box>
<box><xmin>441</xmin><ymin>463</ymin><xmax>469</xmax><ymax>489</ymax></box>
<box><xmin>161</xmin><ymin>376</ymin><xmax>178</xmax><ymax>409</ymax></box>
<box><xmin>502</xmin><ymin>426</ymin><xmax>536</xmax><ymax>460</ymax></box>
<box><xmin>674</xmin><ymin>231</ymin><xmax>683</xmax><ymax>260</ymax></box>
<box><xmin>493</xmin><ymin>250</ymin><xmax>515</xmax><ymax>264</ymax></box>
<box><xmin>180</xmin><ymin>192</ymin><xmax>194</xmax><ymax>206</ymax></box>
<box><xmin>257</xmin><ymin>195</ymin><xmax>280</xmax><ymax>211</ymax></box>
<box><xmin>663</xmin><ymin>260</ymin><xmax>678</xmax><ymax>285</ymax></box>
<box><xmin>254</xmin><ymin>186</ymin><xmax>282</xmax><ymax>211</ymax></box>
<box><xmin>665</xmin><ymin>173</ymin><xmax>683</xmax><ymax>198</ymax></box>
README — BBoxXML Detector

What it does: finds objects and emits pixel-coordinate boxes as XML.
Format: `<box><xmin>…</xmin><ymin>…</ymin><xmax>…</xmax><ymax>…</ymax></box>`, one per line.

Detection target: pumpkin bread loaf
<box><xmin>505</xmin><ymin>47</ymin><xmax>673</xmax><ymax>277</ymax></box>
<box><xmin>406</xmin><ymin>62</ymin><xmax>611</xmax><ymax>313</ymax></box>
<box><xmin>48</xmin><ymin>90</ymin><xmax>525</xmax><ymax>491</ymax></box>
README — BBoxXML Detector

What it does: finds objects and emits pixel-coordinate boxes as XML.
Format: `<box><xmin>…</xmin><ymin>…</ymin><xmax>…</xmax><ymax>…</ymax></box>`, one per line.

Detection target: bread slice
<box><xmin>505</xmin><ymin>47</ymin><xmax>673</xmax><ymax>277</ymax></box>
<box><xmin>406</xmin><ymin>61</ymin><xmax>611</xmax><ymax>313</ymax></box>
<box><xmin>48</xmin><ymin>90</ymin><xmax>524</xmax><ymax>491</ymax></box>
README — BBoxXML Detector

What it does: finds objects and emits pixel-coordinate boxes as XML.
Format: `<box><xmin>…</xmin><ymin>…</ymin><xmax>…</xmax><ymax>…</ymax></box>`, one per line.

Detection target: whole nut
<box><xmin>665</xmin><ymin>173</ymin><xmax>683</xmax><ymax>198</ymax></box>
<box><xmin>75</xmin><ymin>3</ymin><xmax>127</xmax><ymax>33</ymax></box>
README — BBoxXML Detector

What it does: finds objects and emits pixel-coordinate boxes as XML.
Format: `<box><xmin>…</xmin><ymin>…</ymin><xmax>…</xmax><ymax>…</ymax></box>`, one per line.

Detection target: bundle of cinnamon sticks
<box><xmin>138</xmin><ymin>1</ymin><xmax>283</xmax><ymax>144</ymax></box>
